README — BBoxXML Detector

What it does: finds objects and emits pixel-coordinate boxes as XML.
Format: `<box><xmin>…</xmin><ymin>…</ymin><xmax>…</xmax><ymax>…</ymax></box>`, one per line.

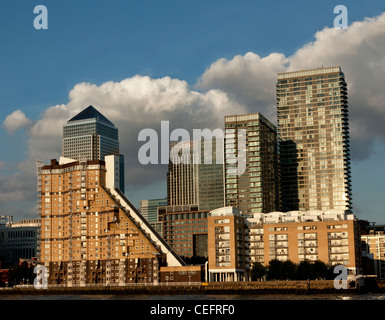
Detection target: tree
<box><xmin>267</xmin><ymin>259</ymin><xmax>284</xmax><ymax>280</ymax></box>
<box><xmin>297</xmin><ymin>260</ymin><xmax>313</xmax><ymax>280</ymax></box>
<box><xmin>282</xmin><ymin>260</ymin><xmax>298</xmax><ymax>280</ymax></box>
<box><xmin>297</xmin><ymin>260</ymin><xmax>331</xmax><ymax>280</ymax></box>
<box><xmin>250</xmin><ymin>261</ymin><xmax>267</xmax><ymax>281</ymax></box>
<box><xmin>313</xmin><ymin>260</ymin><xmax>329</xmax><ymax>279</ymax></box>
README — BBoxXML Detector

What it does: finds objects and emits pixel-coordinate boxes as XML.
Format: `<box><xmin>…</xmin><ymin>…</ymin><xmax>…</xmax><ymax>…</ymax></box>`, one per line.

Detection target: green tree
<box><xmin>250</xmin><ymin>261</ymin><xmax>267</xmax><ymax>281</ymax></box>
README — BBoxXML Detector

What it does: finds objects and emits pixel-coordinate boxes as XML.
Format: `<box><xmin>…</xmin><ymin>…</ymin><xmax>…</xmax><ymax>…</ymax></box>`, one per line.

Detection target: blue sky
<box><xmin>0</xmin><ymin>0</ymin><xmax>385</xmax><ymax>224</ymax></box>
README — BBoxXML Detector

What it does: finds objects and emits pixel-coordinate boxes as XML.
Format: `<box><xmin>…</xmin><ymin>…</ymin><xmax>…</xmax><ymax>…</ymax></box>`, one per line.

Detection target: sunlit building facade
<box><xmin>36</xmin><ymin>157</ymin><xmax>184</xmax><ymax>286</ymax></box>
<box><xmin>276</xmin><ymin>66</ymin><xmax>352</xmax><ymax>213</ymax></box>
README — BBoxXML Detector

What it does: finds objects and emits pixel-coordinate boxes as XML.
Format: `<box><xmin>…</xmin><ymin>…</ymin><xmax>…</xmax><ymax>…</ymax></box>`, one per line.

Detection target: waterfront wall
<box><xmin>0</xmin><ymin>280</ymin><xmax>374</xmax><ymax>295</ymax></box>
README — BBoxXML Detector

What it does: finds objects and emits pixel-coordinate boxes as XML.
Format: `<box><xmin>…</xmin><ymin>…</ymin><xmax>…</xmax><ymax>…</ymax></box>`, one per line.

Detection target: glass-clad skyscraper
<box><xmin>62</xmin><ymin>105</ymin><xmax>125</xmax><ymax>193</ymax></box>
<box><xmin>167</xmin><ymin>138</ymin><xmax>224</xmax><ymax>211</ymax></box>
<box><xmin>276</xmin><ymin>66</ymin><xmax>352</xmax><ymax>213</ymax></box>
<box><xmin>224</xmin><ymin>113</ymin><xmax>279</xmax><ymax>215</ymax></box>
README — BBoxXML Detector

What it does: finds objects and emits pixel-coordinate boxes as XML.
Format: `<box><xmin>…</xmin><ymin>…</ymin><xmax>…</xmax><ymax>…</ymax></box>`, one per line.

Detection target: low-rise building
<box><xmin>207</xmin><ymin>207</ymin><xmax>249</xmax><ymax>282</ymax></box>
<box><xmin>207</xmin><ymin>208</ymin><xmax>361</xmax><ymax>282</ymax></box>
<box><xmin>361</xmin><ymin>231</ymin><xmax>385</xmax><ymax>279</ymax></box>
<box><xmin>248</xmin><ymin>210</ymin><xmax>360</xmax><ymax>274</ymax></box>
<box><xmin>158</xmin><ymin>205</ymin><xmax>208</xmax><ymax>258</ymax></box>
<box><xmin>0</xmin><ymin>216</ymin><xmax>40</xmax><ymax>264</ymax></box>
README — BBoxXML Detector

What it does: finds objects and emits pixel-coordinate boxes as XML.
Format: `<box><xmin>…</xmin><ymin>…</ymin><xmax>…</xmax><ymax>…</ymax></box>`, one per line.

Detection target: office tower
<box><xmin>140</xmin><ymin>198</ymin><xmax>168</xmax><ymax>225</ymax></box>
<box><xmin>224</xmin><ymin>113</ymin><xmax>279</xmax><ymax>215</ymax></box>
<box><xmin>139</xmin><ymin>198</ymin><xmax>167</xmax><ymax>235</ymax></box>
<box><xmin>164</xmin><ymin>138</ymin><xmax>223</xmax><ymax>259</ymax></box>
<box><xmin>247</xmin><ymin>210</ymin><xmax>360</xmax><ymax>274</ymax></box>
<box><xmin>62</xmin><ymin>105</ymin><xmax>125</xmax><ymax>193</ymax></box>
<box><xmin>276</xmin><ymin>66</ymin><xmax>352</xmax><ymax>213</ymax></box>
<box><xmin>36</xmin><ymin>157</ymin><xmax>184</xmax><ymax>286</ymax></box>
<box><xmin>207</xmin><ymin>207</ymin><xmax>249</xmax><ymax>281</ymax></box>
<box><xmin>167</xmin><ymin>139</ymin><xmax>224</xmax><ymax>211</ymax></box>
<box><xmin>0</xmin><ymin>216</ymin><xmax>40</xmax><ymax>264</ymax></box>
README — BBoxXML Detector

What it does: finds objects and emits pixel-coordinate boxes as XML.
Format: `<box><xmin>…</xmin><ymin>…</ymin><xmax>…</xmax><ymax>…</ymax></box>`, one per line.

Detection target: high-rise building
<box><xmin>276</xmin><ymin>66</ymin><xmax>352</xmax><ymax>213</ymax></box>
<box><xmin>140</xmin><ymin>198</ymin><xmax>168</xmax><ymax>225</ymax></box>
<box><xmin>36</xmin><ymin>157</ymin><xmax>184</xmax><ymax>286</ymax></box>
<box><xmin>224</xmin><ymin>113</ymin><xmax>279</xmax><ymax>215</ymax></box>
<box><xmin>164</xmin><ymin>138</ymin><xmax>223</xmax><ymax>259</ymax></box>
<box><xmin>62</xmin><ymin>105</ymin><xmax>125</xmax><ymax>193</ymax></box>
<box><xmin>139</xmin><ymin>198</ymin><xmax>167</xmax><ymax>235</ymax></box>
<box><xmin>167</xmin><ymin>139</ymin><xmax>224</xmax><ymax>211</ymax></box>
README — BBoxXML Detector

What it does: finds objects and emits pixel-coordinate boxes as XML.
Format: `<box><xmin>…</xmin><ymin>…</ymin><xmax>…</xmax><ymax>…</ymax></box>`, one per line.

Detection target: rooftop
<box><xmin>67</xmin><ymin>105</ymin><xmax>115</xmax><ymax>127</ymax></box>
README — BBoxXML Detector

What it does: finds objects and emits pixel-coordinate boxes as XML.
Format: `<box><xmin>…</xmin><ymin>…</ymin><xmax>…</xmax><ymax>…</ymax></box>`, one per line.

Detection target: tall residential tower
<box><xmin>276</xmin><ymin>66</ymin><xmax>352</xmax><ymax>213</ymax></box>
<box><xmin>224</xmin><ymin>113</ymin><xmax>279</xmax><ymax>215</ymax></box>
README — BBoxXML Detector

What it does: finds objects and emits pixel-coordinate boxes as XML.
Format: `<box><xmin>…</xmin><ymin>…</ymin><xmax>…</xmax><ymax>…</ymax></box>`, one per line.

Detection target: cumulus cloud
<box><xmin>196</xmin><ymin>12</ymin><xmax>385</xmax><ymax>160</ymax></box>
<box><xmin>2</xmin><ymin>12</ymin><xmax>385</xmax><ymax>219</ymax></box>
<box><xmin>196</xmin><ymin>52</ymin><xmax>289</xmax><ymax>121</ymax></box>
<box><xmin>288</xmin><ymin>14</ymin><xmax>385</xmax><ymax>160</ymax></box>
<box><xmin>2</xmin><ymin>110</ymin><xmax>33</xmax><ymax>134</ymax></box>
<box><xmin>23</xmin><ymin>75</ymin><xmax>246</xmax><ymax>186</ymax></box>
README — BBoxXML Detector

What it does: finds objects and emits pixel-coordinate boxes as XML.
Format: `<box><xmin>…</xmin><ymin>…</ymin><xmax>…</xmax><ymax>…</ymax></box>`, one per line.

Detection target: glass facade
<box><xmin>224</xmin><ymin>113</ymin><xmax>279</xmax><ymax>215</ymax></box>
<box><xmin>63</xmin><ymin>120</ymin><xmax>119</xmax><ymax>161</ymax></box>
<box><xmin>62</xmin><ymin>105</ymin><xmax>124</xmax><ymax>193</ymax></box>
<box><xmin>167</xmin><ymin>139</ymin><xmax>224</xmax><ymax>211</ymax></box>
<box><xmin>139</xmin><ymin>198</ymin><xmax>168</xmax><ymax>224</ymax></box>
<box><xmin>276</xmin><ymin>66</ymin><xmax>352</xmax><ymax>213</ymax></box>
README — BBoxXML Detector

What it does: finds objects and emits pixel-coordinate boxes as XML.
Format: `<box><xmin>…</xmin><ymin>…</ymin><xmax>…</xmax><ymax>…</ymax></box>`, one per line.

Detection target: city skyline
<box><xmin>1</xmin><ymin>1</ymin><xmax>385</xmax><ymax>225</ymax></box>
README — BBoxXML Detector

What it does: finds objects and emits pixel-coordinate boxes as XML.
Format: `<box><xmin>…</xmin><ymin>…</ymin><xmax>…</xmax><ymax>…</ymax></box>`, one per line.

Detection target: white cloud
<box><xmin>196</xmin><ymin>12</ymin><xmax>385</xmax><ymax>160</ymax></box>
<box><xmin>2</xmin><ymin>110</ymin><xmax>33</xmax><ymax>134</ymax></box>
<box><xmin>2</xmin><ymin>12</ymin><xmax>385</xmax><ymax>219</ymax></box>
<box><xmin>23</xmin><ymin>75</ymin><xmax>246</xmax><ymax>186</ymax></box>
<box><xmin>196</xmin><ymin>52</ymin><xmax>288</xmax><ymax>121</ymax></box>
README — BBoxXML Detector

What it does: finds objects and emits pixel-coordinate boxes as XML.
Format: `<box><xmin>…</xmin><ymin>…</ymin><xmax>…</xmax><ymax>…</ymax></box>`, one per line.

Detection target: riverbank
<box><xmin>1</xmin><ymin>279</ymin><xmax>384</xmax><ymax>296</ymax></box>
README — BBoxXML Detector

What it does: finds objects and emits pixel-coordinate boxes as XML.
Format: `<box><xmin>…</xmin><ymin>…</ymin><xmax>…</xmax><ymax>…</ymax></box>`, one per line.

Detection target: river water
<box><xmin>1</xmin><ymin>293</ymin><xmax>385</xmax><ymax>300</ymax></box>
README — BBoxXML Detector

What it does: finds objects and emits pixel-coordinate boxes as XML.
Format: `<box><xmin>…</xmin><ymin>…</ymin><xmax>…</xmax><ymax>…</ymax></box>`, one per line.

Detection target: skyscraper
<box><xmin>62</xmin><ymin>105</ymin><xmax>125</xmax><ymax>193</ymax></box>
<box><xmin>276</xmin><ymin>66</ymin><xmax>352</xmax><ymax>213</ymax></box>
<box><xmin>167</xmin><ymin>138</ymin><xmax>224</xmax><ymax>211</ymax></box>
<box><xmin>164</xmin><ymin>138</ymin><xmax>224</xmax><ymax>259</ymax></box>
<box><xmin>139</xmin><ymin>197</ymin><xmax>167</xmax><ymax>235</ymax></box>
<box><xmin>224</xmin><ymin>113</ymin><xmax>279</xmax><ymax>215</ymax></box>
